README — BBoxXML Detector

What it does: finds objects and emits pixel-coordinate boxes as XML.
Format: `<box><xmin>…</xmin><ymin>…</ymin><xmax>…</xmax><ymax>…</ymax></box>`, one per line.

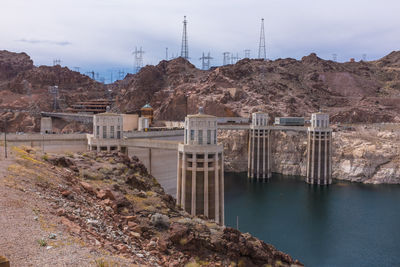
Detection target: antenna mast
<box><xmin>181</xmin><ymin>16</ymin><xmax>189</xmax><ymax>60</ymax></box>
<box><xmin>258</xmin><ymin>18</ymin><xmax>266</xmax><ymax>60</ymax></box>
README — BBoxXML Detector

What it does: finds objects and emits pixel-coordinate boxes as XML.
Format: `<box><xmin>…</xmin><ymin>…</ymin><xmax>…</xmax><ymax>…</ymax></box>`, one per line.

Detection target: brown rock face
<box><xmin>0</xmin><ymin>50</ymin><xmax>33</xmax><ymax>80</ymax></box>
<box><xmin>0</xmin><ymin>50</ymin><xmax>106</xmax><ymax>132</ymax></box>
<box><xmin>113</xmin><ymin>51</ymin><xmax>400</xmax><ymax>124</ymax></box>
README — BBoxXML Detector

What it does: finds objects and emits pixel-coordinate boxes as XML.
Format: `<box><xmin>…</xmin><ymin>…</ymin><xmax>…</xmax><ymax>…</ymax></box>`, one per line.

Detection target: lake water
<box><xmin>224</xmin><ymin>172</ymin><xmax>400</xmax><ymax>267</ymax></box>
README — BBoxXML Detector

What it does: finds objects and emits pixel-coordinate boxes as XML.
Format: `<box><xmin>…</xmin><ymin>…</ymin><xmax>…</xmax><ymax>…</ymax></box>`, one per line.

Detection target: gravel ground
<box><xmin>0</xmin><ymin>148</ymin><xmax>134</xmax><ymax>267</ymax></box>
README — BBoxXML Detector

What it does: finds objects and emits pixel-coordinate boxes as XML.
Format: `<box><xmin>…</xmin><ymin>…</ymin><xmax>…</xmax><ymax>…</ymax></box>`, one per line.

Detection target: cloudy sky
<box><xmin>1</xmin><ymin>0</ymin><xmax>399</xmax><ymax>82</ymax></box>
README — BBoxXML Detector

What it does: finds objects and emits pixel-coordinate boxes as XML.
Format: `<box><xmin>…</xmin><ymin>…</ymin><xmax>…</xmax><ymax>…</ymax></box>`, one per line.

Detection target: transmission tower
<box><xmin>258</xmin><ymin>18</ymin><xmax>266</xmax><ymax>60</ymax></box>
<box><xmin>332</xmin><ymin>53</ymin><xmax>337</xmax><ymax>62</ymax></box>
<box><xmin>199</xmin><ymin>52</ymin><xmax>213</xmax><ymax>70</ymax></box>
<box><xmin>118</xmin><ymin>69</ymin><xmax>125</xmax><ymax>80</ymax></box>
<box><xmin>132</xmin><ymin>47</ymin><xmax>145</xmax><ymax>73</ymax></box>
<box><xmin>180</xmin><ymin>16</ymin><xmax>189</xmax><ymax>60</ymax></box>
<box><xmin>86</xmin><ymin>71</ymin><xmax>95</xmax><ymax>79</ymax></box>
<box><xmin>223</xmin><ymin>52</ymin><xmax>230</xmax><ymax>65</ymax></box>
<box><xmin>53</xmin><ymin>59</ymin><xmax>61</xmax><ymax>66</ymax></box>
<box><xmin>231</xmin><ymin>53</ymin><xmax>240</xmax><ymax>64</ymax></box>
<box><xmin>244</xmin><ymin>49</ymin><xmax>251</xmax><ymax>58</ymax></box>
<box><xmin>166</xmin><ymin>47</ymin><xmax>169</xmax><ymax>60</ymax></box>
<box><xmin>48</xmin><ymin>85</ymin><xmax>59</xmax><ymax>111</ymax></box>
<box><xmin>362</xmin><ymin>54</ymin><xmax>367</xmax><ymax>61</ymax></box>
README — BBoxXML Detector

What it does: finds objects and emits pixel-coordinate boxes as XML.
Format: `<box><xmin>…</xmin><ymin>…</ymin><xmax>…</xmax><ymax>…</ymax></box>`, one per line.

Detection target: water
<box><xmin>224</xmin><ymin>173</ymin><xmax>400</xmax><ymax>267</ymax></box>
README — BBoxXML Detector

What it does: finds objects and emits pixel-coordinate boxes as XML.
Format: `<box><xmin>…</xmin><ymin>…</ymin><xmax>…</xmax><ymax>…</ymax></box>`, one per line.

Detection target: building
<box><xmin>306</xmin><ymin>112</ymin><xmax>332</xmax><ymax>185</ymax></box>
<box><xmin>176</xmin><ymin>109</ymin><xmax>224</xmax><ymax>225</ymax></box>
<box><xmin>122</xmin><ymin>114</ymin><xmax>139</xmax><ymax>131</ymax></box>
<box><xmin>248</xmin><ymin>112</ymin><xmax>271</xmax><ymax>179</ymax></box>
<box><xmin>138</xmin><ymin>117</ymin><xmax>150</xmax><ymax>131</ymax></box>
<box><xmin>88</xmin><ymin>110</ymin><xmax>126</xmax><ymax>153</ymax></box>
<box><xmin>140</xmin><ymin>104</ymin><xmax>154</xmax><ymax>124</ymax></box>
<box><xmin>40</xmin><ymin>117</ymin><xmax>52</xmax><ymax>134</ymax></box>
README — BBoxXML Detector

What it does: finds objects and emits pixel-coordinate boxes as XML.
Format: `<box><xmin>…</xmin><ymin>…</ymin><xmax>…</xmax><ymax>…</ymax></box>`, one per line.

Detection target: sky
<box><xmin>1</xmin><ymin>0</ymin><xmax>399</xmax><ymax>83</ymax></box>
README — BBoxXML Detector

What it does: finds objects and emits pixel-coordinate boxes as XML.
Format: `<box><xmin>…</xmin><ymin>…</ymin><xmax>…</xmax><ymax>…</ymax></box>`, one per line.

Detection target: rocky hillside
<box><xmin>115</xmin><ymin>51</ymin><xmax>400</xmax><ymax>123</ymax></box>
<box><xmin>0</xmin><ymin>147</ymin><xmax>302</xmax><ymax>266</ymax></box>
<box><xmin>0</xmin><ymin>50</ymin><xmax>106</xmax><ymax>132</ymax></box>
<box><xmin>1</xmin><ymin>49</ymin><xmax>400</xmax><ymax>132</ymax></box>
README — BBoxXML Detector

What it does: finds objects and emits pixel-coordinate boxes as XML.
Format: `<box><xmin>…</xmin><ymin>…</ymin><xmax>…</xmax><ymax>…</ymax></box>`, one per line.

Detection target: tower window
<box><xmin>207</xmin><ymin>130</ymin><xmax>211</xmax><ymax>144</ymax></box>
<box><xmin>190</xmin><ymin>130</ymin><xmax>194</xmax><ymax>141</ymax></box>
<box><xmin>110</xmin><ymin>126</ymin><xmax>115</xmax><ymax>138</ymax></box>
<box><xmin>198</xmin><ymin>130</ymin><xmax>203</xmax><ymax>144</ymax></box>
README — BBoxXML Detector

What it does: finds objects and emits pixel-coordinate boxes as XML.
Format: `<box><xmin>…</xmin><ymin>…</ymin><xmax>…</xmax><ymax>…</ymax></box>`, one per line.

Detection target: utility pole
<box><xmin>180</xmin><ymin>16</ymin><xmax>189</xmax><ymax>60</ymax></box>
<box><xmin>3</xmin><ymin>118</ymin><xmax>7</xmax><ymax>159</ymax></box>
<box><xmin>258</xmin><ymin>18</ymin><xmax>266</xmax><ymax>60</ymax></box>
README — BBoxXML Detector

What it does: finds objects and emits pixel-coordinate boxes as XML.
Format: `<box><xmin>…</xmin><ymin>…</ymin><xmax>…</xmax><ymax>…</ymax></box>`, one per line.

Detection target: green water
<box><xmin>224</xmin><ymin>173</ymin><xmax>400</xmax><ymax>267</ymax></box>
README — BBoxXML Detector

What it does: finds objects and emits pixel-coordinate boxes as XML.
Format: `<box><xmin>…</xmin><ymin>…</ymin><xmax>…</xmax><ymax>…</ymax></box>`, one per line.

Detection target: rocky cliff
<box><xmin>219</xmin><ymin>124</ymin><xmax>400</xmax><ymax>184</ymax></box>
<box><xmin>0</xmin><ymin>50</ymin><xmax>106</xmax><ymax>132</ymax></box>
<box><xmin>114</xmin><ymin>51</ymin><xmax>400</xmax><ymax>124</ymax></box>
<box><xmin>0</xmin><ymin>147</ymin><xmax>302</xmax><ymax>266</ymax></box>
<box><xmin>2</xmin><ymin>49</ymin><xmax>400</xmax><ymax>132</ymax></box>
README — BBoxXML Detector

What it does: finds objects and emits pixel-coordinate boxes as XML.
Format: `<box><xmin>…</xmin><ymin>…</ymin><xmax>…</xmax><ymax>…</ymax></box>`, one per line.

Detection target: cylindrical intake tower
<box><xmin>177</xmin><ymin>110</ymin><xmax>224</xmax><ymax>225</ymax></box>
<box><xmin>306</xmin><ymin>112</ymin><xmax>332</xmax><ymax>185</ymax></box>
<box><xmin>248</xmin><ymin>112</ymin><xmax>272</xmax><ymax>179</ymax></box>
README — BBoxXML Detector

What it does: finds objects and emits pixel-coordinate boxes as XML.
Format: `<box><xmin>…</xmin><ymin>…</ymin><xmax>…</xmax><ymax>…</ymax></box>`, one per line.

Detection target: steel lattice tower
<box><xmin>181</xmin><ymin>16</ymin><xmax>189</xmax><ymax>60</ymax></box>
<box><xmin>258</xmin><ymin>18</ymin><xmax>266</xmax><ymax>60</ymax></box>
<box><xmin>132</xmin><ymin>47</ymin><xmax>145</xmax><ymax>73</ymax></box>
<box><xmin>199</xmin><ymin>52</ymin><xmax>213</xmax><ymax>70</ymax></box>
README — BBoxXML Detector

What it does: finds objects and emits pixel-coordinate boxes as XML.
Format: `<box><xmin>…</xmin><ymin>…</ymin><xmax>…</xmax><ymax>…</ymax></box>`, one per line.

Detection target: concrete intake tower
<box><xmin>248</xmin><ymin>112</ymin><xmax>271</xmax><ymax>179</ymax></box>
<box><xmin>176</xmin><ymin>110</ymin><xmax>224</xmax><ymax>225</ymax></box>
<box><xmin>306</xmin><ymin>112</ymin><xmax>332</xmax><ymax>185</ymax></box>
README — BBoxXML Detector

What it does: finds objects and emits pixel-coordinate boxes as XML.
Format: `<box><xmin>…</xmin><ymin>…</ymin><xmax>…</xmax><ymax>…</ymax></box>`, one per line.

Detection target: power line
<box><xmin>258</xmin><ymin>18</ymin><xmax>266</xmax><ymax>60</ymax></box>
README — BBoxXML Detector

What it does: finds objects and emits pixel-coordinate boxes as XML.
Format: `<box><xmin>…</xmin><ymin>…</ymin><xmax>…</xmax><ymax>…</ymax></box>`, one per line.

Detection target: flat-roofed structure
<box><xmin>88</xmin><ymin>110</ymin><xmax>126</xmax><ymax>153</ymax></box>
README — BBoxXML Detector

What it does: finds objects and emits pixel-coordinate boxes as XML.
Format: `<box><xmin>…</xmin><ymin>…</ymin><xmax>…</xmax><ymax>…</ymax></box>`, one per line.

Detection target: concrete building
<box><xmin>248</xmin><ymin>112</ymin><xmax>271</xmax><ymax>179</ymax></box>
<box><xmin>122</xmin><ymin>114</ymin><xmax>139</xmax><ymax>131</ymax></box>
<box><xmin>306</xmin><ymin>112</ymin><xmax>332</xmax><ymax>185</ymax></box>
<box><xmin>40</xmin><ymin>117</ymin><xmax>52</xmax><ymax>134</ymax></box>
<box><xmin>176</xmin><ymin>110</ymin><xmax>224</xmax><ymax>224</ymax></box>
<box><xmin>88</xmin><ymin>111</ymin><xmax>126</xmax><ymax>153</ymax></box>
